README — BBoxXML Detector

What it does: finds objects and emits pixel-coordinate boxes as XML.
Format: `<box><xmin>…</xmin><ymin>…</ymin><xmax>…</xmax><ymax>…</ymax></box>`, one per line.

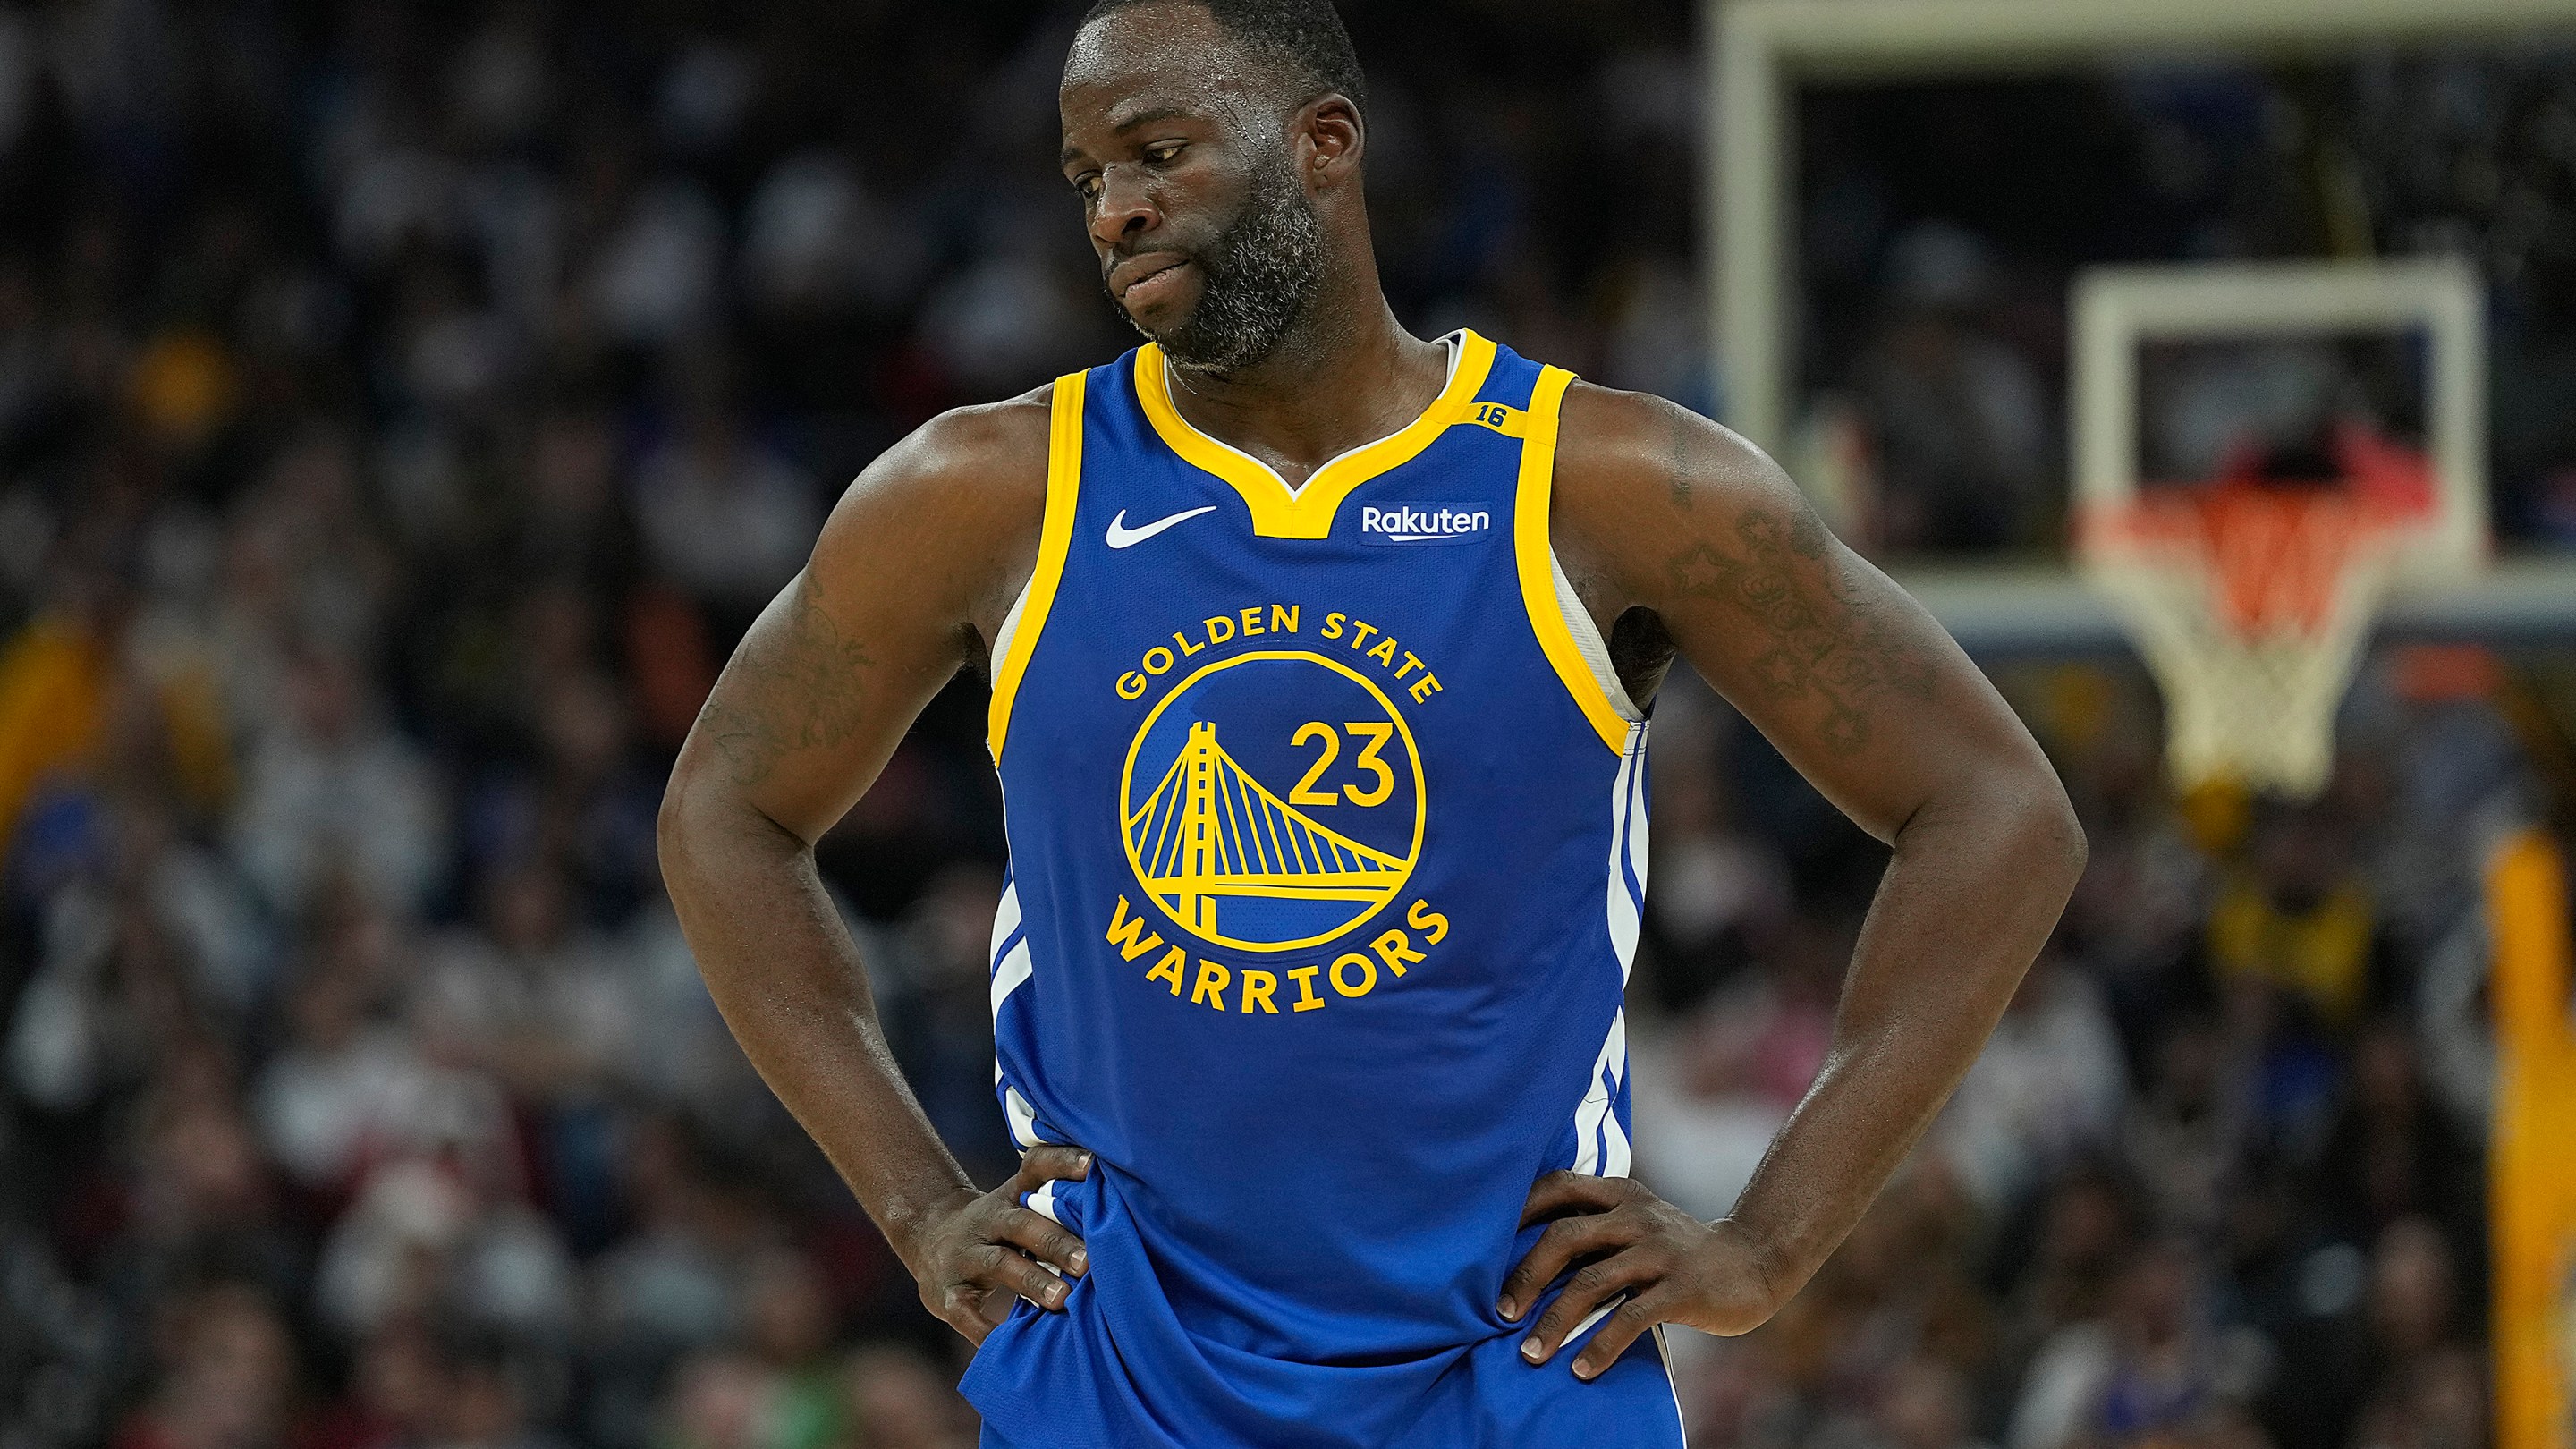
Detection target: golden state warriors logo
<box><xmin>1121</xmin><ymin>651</ymin><xmax>1427</xmax><ymax>953</ymax></box>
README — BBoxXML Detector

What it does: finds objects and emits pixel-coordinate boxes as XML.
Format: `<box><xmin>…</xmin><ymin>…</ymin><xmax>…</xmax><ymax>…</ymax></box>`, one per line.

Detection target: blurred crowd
<box><xmin>0</xmin><ymin>4</ymin><xmax>2572</xmax><ymax>1449</ymax></box>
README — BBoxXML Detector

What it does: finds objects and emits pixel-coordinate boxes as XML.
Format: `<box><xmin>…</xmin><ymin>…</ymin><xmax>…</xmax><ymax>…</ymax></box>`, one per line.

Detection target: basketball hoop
<box><xmin>2077</xmin><ymin>426</ymin><xmax>2436</xmax><ymax>798</ymax></box>
<box><xmin>2068</xmin><ymin>259</ymin><xmax>2488</xmax><ymax>801</ymax></box>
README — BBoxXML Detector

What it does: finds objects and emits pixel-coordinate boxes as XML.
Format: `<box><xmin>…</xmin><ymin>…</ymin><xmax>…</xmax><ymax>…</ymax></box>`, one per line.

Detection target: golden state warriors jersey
<box><xmin>962</xmin><ymin>333</ymin><xmax>1684</xmax><ymax>1448</ymax></box>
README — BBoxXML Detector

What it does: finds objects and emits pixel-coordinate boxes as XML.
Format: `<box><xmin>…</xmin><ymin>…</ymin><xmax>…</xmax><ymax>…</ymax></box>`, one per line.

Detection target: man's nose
<box><xmin>1089</xmin><ymin>165</ymin><xmax>1157</xmax><ymax>249</ymax></box>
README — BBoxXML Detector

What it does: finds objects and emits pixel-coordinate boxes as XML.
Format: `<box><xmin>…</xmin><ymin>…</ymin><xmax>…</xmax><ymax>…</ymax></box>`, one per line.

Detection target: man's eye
<box><xmin>1073</xmin><ymin>174</ymin><xmax>1101</xmax><ymax>199</ymax></box>
<box><xmin>1145</xmin><ymin>144</ymin><xmax>1183</xmax><ymax>165</ymax></box>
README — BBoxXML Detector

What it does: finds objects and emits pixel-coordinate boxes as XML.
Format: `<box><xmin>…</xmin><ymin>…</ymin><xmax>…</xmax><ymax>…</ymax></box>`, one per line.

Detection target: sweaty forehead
<box><xmin>1062</xmin><ymin>2</ymin><xmax>1280</xmax><ymax>130</ymax></box>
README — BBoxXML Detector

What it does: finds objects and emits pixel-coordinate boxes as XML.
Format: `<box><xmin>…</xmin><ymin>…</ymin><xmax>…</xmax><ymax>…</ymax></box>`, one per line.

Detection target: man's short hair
<box><xmin>1079</xmin><ymin>0</ymin><xmax>1368</xmax><ymax>113</ymax></box>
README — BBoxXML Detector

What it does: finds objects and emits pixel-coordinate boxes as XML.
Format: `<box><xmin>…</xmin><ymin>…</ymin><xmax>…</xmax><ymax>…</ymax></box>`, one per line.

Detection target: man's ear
<box><xmin>1301</xmin><ymin>95</ymin><xmax>1363</xmax><ymax>186</ymax></box>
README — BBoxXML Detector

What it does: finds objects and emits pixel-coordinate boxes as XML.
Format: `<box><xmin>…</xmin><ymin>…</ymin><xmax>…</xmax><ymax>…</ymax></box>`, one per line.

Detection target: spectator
<box><xmin>879</xmin><ymin>865</ymin><xmax>1016</xmax><ymax>1187</ymax></box>
<box><xmin>2365</xmin><ymin>1218</ymin><xmax>2469</xmax><ymax>1390</ymax></box>
<box><xmin>585</xmin><ymin>180</ymin><xmax>725</xmax><ymax>350</ymax></box>
<box><xmin>11</xmin><ymin>892</ymin><xmax>167</xmax><ymax>1109</ymax></box>
<box><xmin>838</xmin><ymin>1344</ymin><xmax>976</xmax><ymax>1449</ymax></box>
<box><xmin>583</xmin><ymin>1123</ymin><xmax>773</xmax><ymax>1449</ymax></box>
<box><xmin>311</xmin><ymin>1152</ymin><xmax>575</xmax><ymax>1346</ymax></box>
<box><xmin>2310</xmin><ymin>1020</ymin><xmax>2486</xmax><ymax>1299</ymax></box>
<box><xmin>1995</xmin><ymin>1167</ymin><xmax>2136</xmax><ymax>1398</ymax></box>
<box><xmin>734</xmin><ymin>1251</ymin><xmax>843</xmax><ymax>1449</ymax></box>
<box><xmin>1852</xmin><ymin>223</ymin><xmax>2051</xmax><ymax>552</ymax></box>
<box><xmin>2122</xmin><ymin>1015</ymin><xmax>2248</xmax><ymax>1240</ymax></box>
<box><xmin>1635</xmin><ymin>716</ymin><xmax>1790</xmax><ymax>1013</ymax></box>
<box><xmin>429</xmin><ymin>1335</ymin><xmax>564</xmax><ymax>1449</ymax></box>
<box><xmin>2204</xmin><ymin>800</ymin><xmax>2398</xmax><ymax>1037</ymax></box>
<box><xmin>615</xmin><ymin>887</ymin><xmax>775</xmax><ymax>1130</ymax></box>
<box><xmin>2350</xmin><ymin>1343</ymin><xmax>2485</xmax><ymax>1449</ymax></box>
<box><xmin>652</xmin><ymin>1352</ymin><xmax>769</xmax><ymax>1449</ymax></box>
<box><xmin>2006</xmin><ymin>1239</ymin><xmax>2245</xmax><ymax>1449</ymax></box>
<box><xmin>255</xmin><ymin>918</ymin><xmax>419</xmax><ymax>1194</ymax></box>
<box><xmin>1936</xmin><ymin>950</ymin><xmax>2130</xmax><ymax>1214</ymax></box>
<box><xmin>98</xmin><ymin>1075</ymin><xmax>307</xmax><ymax>1327</ymax></box>
<box><xmin>105</xmin><ymin>793</ymin><xmax>273</xmax><ymax>1017</ymax></box>
<box><xmin>110</xmin><ymin>1282</ymin><xmax>299</xmax><ymax>1449</ymax></box>
<box><xmin>631</xmin><ymin>396</ymin><xmax>818</xmax><ymax>625</ymax></box>
<box><xmin>0</xmin><ymin>569</ymin><xmax>121</xmax><ymax>857</ymax></box>
<box><xmin>1632</xmin><ymin>911</ymin><xmax>1845</xmax><ymax>1222</ymax></box>
<box><xmin>297</xmin><ymin>1321</ymin><xmax>445</xmax><ymax>1449</ymax></box>
<box><xmin>1871</xmin><ymin>1356</ymin><xmax>1993</xmax><ymax>1449</ymax></box>
<box><xmin>226</xmin><ymin>648</ymin><xmax>445</xmax><ymax>922</ymax></box>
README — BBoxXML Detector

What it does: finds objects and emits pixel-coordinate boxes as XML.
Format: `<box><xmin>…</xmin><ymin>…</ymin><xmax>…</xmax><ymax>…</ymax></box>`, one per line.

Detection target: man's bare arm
<box><xmin>1501</xmin><ymin>383</ymin><xmax>2087</xmax><ymax>1377</ymax></box>
<box><xmin>657</xmin><ymin>389</ymin><xmax>1092</xmax><ymax>1343</ymax></box>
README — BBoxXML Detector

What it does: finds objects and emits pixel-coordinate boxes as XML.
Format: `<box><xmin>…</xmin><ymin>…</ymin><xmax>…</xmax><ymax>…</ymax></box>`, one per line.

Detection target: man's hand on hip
<box><xmin>1498</xmin><ymin>1172</ymin><xmax>1785</xmax><ymax>1380</ymax></box>
<box><xmin>902</xmin><ymin>1144</ymin><xmax>1096</xmax><ymax>1344</ymax></box>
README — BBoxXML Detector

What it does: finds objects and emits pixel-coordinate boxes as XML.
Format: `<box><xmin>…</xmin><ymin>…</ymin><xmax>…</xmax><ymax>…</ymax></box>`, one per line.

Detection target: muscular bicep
<box><xmin>1556</xmin><ymin>387</ymin><xmax>2038</xmax><ymax>842</ymax></box>
<box><xmin>1648</xmin><ymin>491</ymin><xmax>1970</xmax><ymax>839</ymax></box>
<box><xmin>673</xmin><ymin>399</ymin><xmax>1048</xmax><ymax>845</ymax></box>
<box><xmin>683</xmin><ymin>571</ymin><xmax>960</xmax><ymax>845</ymax></box>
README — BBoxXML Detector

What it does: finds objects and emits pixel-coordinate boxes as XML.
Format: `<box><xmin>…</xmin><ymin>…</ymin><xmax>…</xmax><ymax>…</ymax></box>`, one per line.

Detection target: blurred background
<box><xmin>3</xmin><ymin>2</ymin><xmax>2575</xmax><ymax>1448</ymax></box>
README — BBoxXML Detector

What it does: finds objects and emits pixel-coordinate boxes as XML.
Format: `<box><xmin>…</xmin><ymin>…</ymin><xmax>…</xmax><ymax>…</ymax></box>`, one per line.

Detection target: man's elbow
<box><xmin>657</xmin><ymin>755</ymin><xmax>733</xmax><ymax>892</ymax></box>
<box><xmin>657</xmin><ymin>754</ymin><xmax>808</xmax><ymax>885</ymax></box>
<box><xmin>2007</xmin><ymin>763</ymin><xmax>2088</xmax><ymax>901</ymax></box>
<box><xmin>1905</xmin><ymin>750</ymin><xmax>2086</xmax><ymax>902</ymax></box>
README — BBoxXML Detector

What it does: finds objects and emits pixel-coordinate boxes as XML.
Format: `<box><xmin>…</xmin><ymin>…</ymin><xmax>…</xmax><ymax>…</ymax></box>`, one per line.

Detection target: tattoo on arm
<box><xmin>1664</xmin><ymin>505</ymin><xmax>1935</xmax><ymax>756</ymax></box>
<box><xmin>697</xmin><ymin>579</ymin><xmax>877</xmax><ymax>788</ymax></box>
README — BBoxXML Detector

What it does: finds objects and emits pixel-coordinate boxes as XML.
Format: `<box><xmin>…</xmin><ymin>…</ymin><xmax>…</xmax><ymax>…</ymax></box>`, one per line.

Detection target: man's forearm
<box><xmin>658</xmin><ymin>789</ymin><xmax>977</xmax><ymax>1267</ymax></box>
<box><xmin>1724</xmin><ymin>771</ymin><xmax>2084</xmax><ymax>1303</ymax></box>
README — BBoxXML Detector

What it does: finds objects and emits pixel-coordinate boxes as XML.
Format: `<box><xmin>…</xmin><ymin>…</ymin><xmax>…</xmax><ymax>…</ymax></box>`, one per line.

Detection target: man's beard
<box><xmin>1114</xmin><ymin>151</ymin><xmax>1326</xmax><ymax>376</ymax></box>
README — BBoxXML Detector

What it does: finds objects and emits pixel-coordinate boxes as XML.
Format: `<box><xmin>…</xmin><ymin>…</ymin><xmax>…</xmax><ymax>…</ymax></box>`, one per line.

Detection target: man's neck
<box><xmin>1159</xmin><ymin>287</ymin><xmax>1451</xmax><ymax>490</ymax></box>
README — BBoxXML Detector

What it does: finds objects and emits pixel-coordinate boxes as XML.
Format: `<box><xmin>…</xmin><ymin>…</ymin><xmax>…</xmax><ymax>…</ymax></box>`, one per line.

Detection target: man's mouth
<box><xmin>1111</xmin><ymin>254</ymin><xmax>1192</xmax><ymax>307</ymax></box>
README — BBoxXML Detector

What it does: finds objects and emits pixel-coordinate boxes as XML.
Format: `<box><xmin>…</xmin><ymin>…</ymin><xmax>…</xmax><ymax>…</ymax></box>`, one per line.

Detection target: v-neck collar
<box><xmin>1132</xmin><ymin>330</ymin><xmax>1498</xmax><ymax>539</ymax></box>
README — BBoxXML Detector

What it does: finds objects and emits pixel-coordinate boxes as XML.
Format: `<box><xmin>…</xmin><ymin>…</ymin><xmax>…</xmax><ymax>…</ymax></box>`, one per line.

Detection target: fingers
<box><xmin>1518</xmin><ymin>1252</ymin><xmax>1657</xmax><ymax>1368</ymax></box>
<box><xmin>1569</xmin><ymin>1290</ymin><xmax>1669</xmax><ymax>1382</ymax></box>
<box><xmin>1518</xmin><ymin>1169</ymin><xmax>1634</xmax><ymax>1227</ymax></box>
<box><xmin>968</xmin><ymin>1241</ymin><xmax>1075</xmax><ymax>1315</ymax></box>
<box><xmin>917</xmin><ymin>1150</ymin><xmax>1101</xmax><ymax>1346</ymax></box>
<box><xmin>1013</xmin><ymin>1142</ymin><xmax>1095</xmax><ymax>1192</ymax></box>
<box><xmin>991</xmin><ymin>1204</ymin><xmax>1090</xmax><ymax>1277</ymax></box>
<box><xmin>1497</xmin><ymin>1210</ymin><xmax>1629</xmax><ymax>1321</ymax></box>
<box><xmin>938</xmin><ymin>1281</ymin><xmax>1017</xmax><ymax>1343</ymax></box>
<box><xmin>1510</xmin><ymin>1180</ymin><xmax>1711</xmax><ymax>1380</ymax></box>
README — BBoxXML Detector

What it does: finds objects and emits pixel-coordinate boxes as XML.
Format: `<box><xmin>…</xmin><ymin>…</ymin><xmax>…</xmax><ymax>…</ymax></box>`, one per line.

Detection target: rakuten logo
<box><xmin>1358</xmin><ymin>504</ymin><xmax>1494</xmax><ymax>544</ymax></box>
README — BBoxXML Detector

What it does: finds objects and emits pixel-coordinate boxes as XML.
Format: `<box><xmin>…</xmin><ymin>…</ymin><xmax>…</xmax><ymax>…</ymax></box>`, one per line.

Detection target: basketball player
<box><xmin>657</xmin><ymin>1</ymin><xmax>2085</xmax><ymax>1444</ymax></box>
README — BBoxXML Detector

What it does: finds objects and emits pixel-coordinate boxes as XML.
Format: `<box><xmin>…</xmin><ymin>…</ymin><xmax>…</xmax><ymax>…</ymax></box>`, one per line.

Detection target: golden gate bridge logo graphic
<box><xmin>1120</xmin><ymin>652</ymin><xmax>1424</xmax><ymax>953</ymax></box>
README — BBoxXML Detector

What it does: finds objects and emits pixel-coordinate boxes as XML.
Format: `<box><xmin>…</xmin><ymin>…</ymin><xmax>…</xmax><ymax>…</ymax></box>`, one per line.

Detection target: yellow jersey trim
<box><xmin>1513</xmin><ymin>366</ymin><xmax>1629</xmax><ymax>755</ymax></box>
<box><xmin>1133</xmin><ymin>331</ymin><xmax>1500</xmax><ymax>539</ymax></box>
<box><xmin>989</xmin><ymin>372</ymin><xmax>1086</xmax><ymax>762</ymax></box>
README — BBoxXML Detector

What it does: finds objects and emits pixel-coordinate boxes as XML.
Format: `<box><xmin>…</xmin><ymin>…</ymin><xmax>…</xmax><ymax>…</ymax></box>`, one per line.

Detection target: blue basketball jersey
<box><xmin>960</xmin><ymin>332</ymin><xmax>1683</xmax><ymax>1448</ymax></box>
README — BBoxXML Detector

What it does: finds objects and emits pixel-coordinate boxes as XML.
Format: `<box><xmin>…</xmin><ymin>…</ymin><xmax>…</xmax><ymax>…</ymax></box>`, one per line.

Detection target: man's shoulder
<box><xmin>799</xmin><ymin>383</ymin><xmax>1066</xmax><ymax>621</ymax></box>
<box><xmin>894</xmin><ymin>382</ymin><xmax>1059</xmax><ymax>490</ymax></box>
<box><xmin>823</xmin><ymin>382</ymin><xmax>1060</xmax><ymax>539</ymax></box>
<box><xmin>1549</xmin><ymin>378</ymin><xmax>1784</xmax><ymax>515</ymax></box>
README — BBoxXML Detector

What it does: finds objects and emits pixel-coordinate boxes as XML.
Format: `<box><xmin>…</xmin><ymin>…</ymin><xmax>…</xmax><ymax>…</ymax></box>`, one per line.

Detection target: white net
<box><xmin>2080</xmin><ymin>487</ymin><xmax>2417</xmax><ymax>798</ymax></box>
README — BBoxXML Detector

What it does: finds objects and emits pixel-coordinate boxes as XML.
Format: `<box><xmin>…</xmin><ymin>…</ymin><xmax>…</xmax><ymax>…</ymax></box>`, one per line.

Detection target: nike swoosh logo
<box><xmin>1106</xmin><ymin>505</ymin><xmax>1217</xmax><ymax>550</ymax></box>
